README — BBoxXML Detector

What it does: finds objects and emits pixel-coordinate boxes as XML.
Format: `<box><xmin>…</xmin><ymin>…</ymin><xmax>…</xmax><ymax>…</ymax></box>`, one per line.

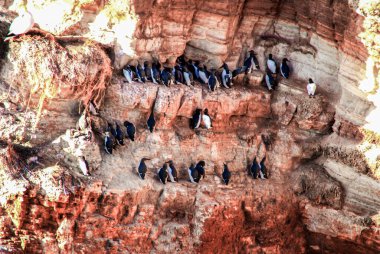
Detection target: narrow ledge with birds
<box><xmin>0</xmin><ymin>1</ymin><xmax>380</xmax><ymax>253</ymax></box>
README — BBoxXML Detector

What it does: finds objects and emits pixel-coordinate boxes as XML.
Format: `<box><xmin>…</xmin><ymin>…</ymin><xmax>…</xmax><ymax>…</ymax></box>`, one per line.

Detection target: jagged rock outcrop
<box><xmin>0</xmin><ymin>0</ymin><xmax>379</xmax><ymax>253</ymax></box>
<box><xmin>0</xmin><ymin>29</ymin><xmax>111</xmax><ymax>144</ymax></box>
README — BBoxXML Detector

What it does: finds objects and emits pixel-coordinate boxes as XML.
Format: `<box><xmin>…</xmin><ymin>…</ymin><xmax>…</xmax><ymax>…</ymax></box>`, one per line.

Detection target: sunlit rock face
<box><xmin>7</xmin><ymin>0</ymin><xmax>373</xmax><ymax>127</ymax></box>
<box><xmin>0</xmin><ymin>0</ymin><xmax>380</xmax><ymax>253</ymax></box>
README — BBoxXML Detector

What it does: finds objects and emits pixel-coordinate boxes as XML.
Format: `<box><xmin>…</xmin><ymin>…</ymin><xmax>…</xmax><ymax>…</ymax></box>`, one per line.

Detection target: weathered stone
<box><xmin>0</xmin><ymin>2</ymin><xmax>379</xmax><ymax>254</ymax></box>
<box><xmin>292</xmin><ymin>164</ymin><xmax>344</xmax><ymax>209</ymax></box>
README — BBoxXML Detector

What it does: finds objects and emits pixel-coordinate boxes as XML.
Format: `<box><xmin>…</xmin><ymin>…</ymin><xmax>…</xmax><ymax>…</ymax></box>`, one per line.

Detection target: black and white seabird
<box><xmin>137</xmin><ymin>64</ymin><xmax>146</xmax><ymax>83</ymax></box>
<box><xmin>147</xmin><ymin>110</ymin><xmax>156</xmax><ymax>133</ymax></box>
<box><xmin>124</xmin><ymin>121</ymin><xmax>136</xmax><ymax>141</ymax></box>
<box><xmin>267</xmin><ymin>54</ymin><xmax>277</xmax><ymax>74</ymax></box>
<box><xmin>188</xmin><ymin>60</ymin><xmax>199</xmax><ymax>80</ymax></box>
<box><xmin>208</xmin><ymin>70</ymin><xmax>218</xmax><ymax>92</ymax></box>
<box><xmin>198</xmin><ymin>65</ymin><xmax>209</xmax><ymax>84</ymax></box>
<box><xmin>115</xmin><ymin>123</ymin><xmax>124</xmax><ymax>146</ymax></box>
<box><xmin>259</xmin><ymin>156</ymin><xmax>268</xmax><ymax>179</ymax></box>
<box><xmin>307</xmin><ymin>78</ymin><xmax>317</xmax><ymax>98</ymax></box>
<box><xmin>250</xmin><ymin>157</ymin><xmax>260</xmax><ymax>179</ymax></box>
<box><xmin>78</xmin><ymin>156</ymin><xmax>90</xmax><ymax>176</ymax></box>
<box><xmin>222</xmin><ymin>163</ymin><xmax>231</xmax><ymax>185</ymax></box>
<box><xmin>104</xmin><ymin>132</ymin><xmax>113</xmax><ymax>154</ymax></box>
<box><xmin>265</xmin><ymin>71</ymin><xmax>274</xmax><ymax>91</ymax></box>
<box><xmin>193</xmin><ymin>60</ymin><xmax>200</xmax><ymax>80</ymax></box>
<box><xmin>144</xmin><ymin>61</ymin><xmax>154</xmax><ymax>83</ymax></box>
<box><xmin>195</xmin><ymin>160</ymin><xmax>206</xmax><ymax>180</ymax></box>
<box><xmin>183</xmin><ymin>66</ymin><xmax>193</xmax><ymax>86</ymax></box>
<box><xmin>176</xmin><ymin>55</ymin><xmax>186</xmax><ymax>66</ymax></box>
<box><xmin>221</xmin><ymin>63</ymin><xmax>233</xmax><ymax>88</ymax></box>
<box><xmin>188</xmin><ymin>163</ymin><xmax>199</xmax><ymax>183</ymax></box>
<box><xmin>242</xmin><ymin>50</ymin><xmax>260</xmax><ymax>74</ymax></box>
<box><xmin>157</xmin><ymin>163</ymin><xmax>169</xmax><ymax>184</ymax></box>
<box><xmin>202</xmin><ymin>108</ymin><xmax>212</xmax><ymax>129</ymax></box>
<box><xmin>130</xmin><ymin>65</ymin><xmax>140</xmax><ymax>82</ymax></box>
<box><xmin>280</xmin><ymin>58</ymin><xmax>290</xmax><ymax>79</ymax></box>
<box><xmin>174</xmin><ymin>65</ymin><xmax>185</xmax><ymax>85</ymax></box>
<box><xmin>161</xmin><ymin>67</ymin><xmax>173</xmax><ymax>87</ymax></box>
<box><xmin>107</xmin><ymin>122</ymin><xmax>117</xmax><ymax>139</ymax></box>
<box><xmin>192</xmin><ymin>108</ymin><xmax>202</xmax><ymax>129</ymax></box>
<box><xmin>152</xmin><ymin>62</ymin><xmax>162</xmax><ymax>84</ymax></box>
<box><xmin>167</xmin><ymin>160</ymin><xmax>178</xmax><ymax>182</ymax></box>
<box><xmin>138</xmin><ymin>158</ymin><xmax>150</xmax><ymax>180</ymax></box>
<box><xmin>123</xmin><ymin>65</ymin><xmax>133</xmax><ymax>84</ymax></box>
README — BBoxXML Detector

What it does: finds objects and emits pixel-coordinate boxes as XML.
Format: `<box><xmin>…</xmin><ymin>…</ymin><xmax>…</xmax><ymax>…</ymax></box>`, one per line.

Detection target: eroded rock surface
<box><xmin>0</xmin><ymin>1</ymin><xmax>379</xmax><ymax>254</ymax></box>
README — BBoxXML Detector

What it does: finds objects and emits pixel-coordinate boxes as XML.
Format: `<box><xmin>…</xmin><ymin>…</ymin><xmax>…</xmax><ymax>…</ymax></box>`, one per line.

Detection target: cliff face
<box><xmin>6</xmin><ymin>0</ymin><xmax>372</xmax><ymax>136</ymax></box>
<box><xmin>0</xmin><ymin>0</ymin><xmax>379</xmax><ymax>253</ymax></box>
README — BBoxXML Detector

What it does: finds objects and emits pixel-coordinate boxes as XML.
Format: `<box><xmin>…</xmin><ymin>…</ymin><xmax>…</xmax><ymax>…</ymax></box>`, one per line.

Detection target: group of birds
<box><xmin>263</xmin><ymin>53</ymin><xmax>318</xmax><ymax>96</ymax></box>
<box><xmin>102</xmin><ymin>105</ymin><xmax>213</xmax><ymax>155</ymax></box>
<box><xmin>138</xmin><ymin>159</ymin><xmax>233</xmax><ymax>185</ymax></box>
<box><xmin>122</xmin><ymin>50</ymin><xmax>295</xmax><ymax>94</ymax></box>
<box><xmin>2</xmin><ymin>10</ymin><xmax>272</xmax><ymax>184</ymax></box>
<box><xmin>137</xmin><ymin>158</ymin><xmax>206</xmax><ymax>184</ymax></box>
<box><xmin>122</xmin><ymin>56</ymin><xmax>235</xmax><ymax>92</ymax></box>
<box><xmin>100</xmin><ymin>108</ymin><xmax>269</xmax><ymax>186</ymax></box>
<box><xmin>226</xmin><ymin>50</ymin><xmax>290</xmax><ymax>91</ymax></box>
<box><xmin>3</xmin><ymin>8</ymin><xmax>315</xmax><ymax>97</ymax></box>
<box><xmin>264</xmin><ymin>54</ymin><xmax>291</xmax><ymax>91</ymax></box>
<box><xmin>249</xmin><ymin>156</ymin><xmax>268</xmax><ymax>179</ymax></box>
<box><xmin>138</xmin><ymin>159</ymin><xmax>179</xmax><ymax>183</ymax></box>
<box><xmin>104</xmin><ymin>121</ymin><xmax>136</xmax><ymax>154</ymax></box>
<box><xmin>136</xmin><ymin>155</ymin><xmax>268</xmax><ymax>185</ymax></box>
<box><xmin>192</xmin><ymin>108</ymin><xmax>212</xmax><ymax>129</ymax></box>
<box><xmin>101</xmin><ymin>76</ymin><xmax>218</xmax><ymax>150</ymax></box>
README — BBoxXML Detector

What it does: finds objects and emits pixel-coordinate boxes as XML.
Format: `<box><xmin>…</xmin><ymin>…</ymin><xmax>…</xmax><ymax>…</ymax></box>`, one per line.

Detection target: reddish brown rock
<box><xmin>0</xmin><ymin>2</ymin><xmax>379</xmax><ymax>254</ymax></box>
<box><xmin>333</xmin><ymin>117</ymin><xmax>365</xmax><ymax>141</ymax></box>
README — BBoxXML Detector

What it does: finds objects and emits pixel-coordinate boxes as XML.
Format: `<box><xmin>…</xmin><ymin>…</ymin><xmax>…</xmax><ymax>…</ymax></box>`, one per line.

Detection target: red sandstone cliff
<box><xmin>0</xmin><ymin>0</ymin><xmax>379</xmax><ymax>253</ymax></box>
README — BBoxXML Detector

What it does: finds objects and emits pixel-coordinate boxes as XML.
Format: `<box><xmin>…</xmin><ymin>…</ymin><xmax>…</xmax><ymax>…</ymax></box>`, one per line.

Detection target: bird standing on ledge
<box><xmin>4</xmin><ymin>9</ymin><xmax>34</xmax><ymax>42</ymax></box>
